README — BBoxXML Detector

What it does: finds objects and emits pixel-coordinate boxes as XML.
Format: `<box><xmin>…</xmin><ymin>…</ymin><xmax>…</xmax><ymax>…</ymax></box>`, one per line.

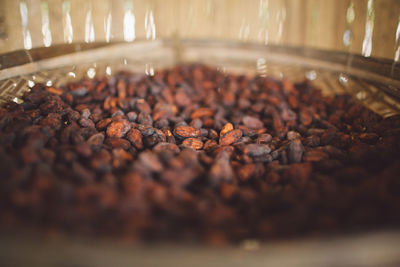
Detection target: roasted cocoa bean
<box><xmin>174</xmin><ymin>125</ymin><xmax>201</xmax><ymax>138</ymax></box>
<box><xmin>182</xmin><ymin>138</ymin><xmax>203</xmax><ymax>150</ymax></box>
<box><xmin>242</xmin><ymin>115</ymin><xmax>263</xmax><ymax>129</ymax></box>
<box><xmin>220</xmin><ymin>123</ymin><xmax>234</xmax><ymax>137</ymax></box>
<box><xmin>126</xmin><ymin>128</ymin><xmax>143</xmax><ymax>150</ymax></box>
<box><xmin>106</xmin><ymin>120</ymin><xmax>131</xmax><ymax>138</ymax></box>
<box><xmin>0</xmin><ymin>64</ymin><xmax>399</xmax><ymax>244</ymax></box>
<box><xmin>219</xmin><ymin>129</ymin><xmax>242</xmax><ymax>146</ymax></box>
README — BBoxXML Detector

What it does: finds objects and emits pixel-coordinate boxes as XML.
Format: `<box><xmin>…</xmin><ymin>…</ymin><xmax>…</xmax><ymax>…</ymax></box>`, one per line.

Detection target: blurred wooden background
<box><xmin>0</xmin><ymin>0</ymin><xmax>399</xmax><ymax>60</ymax></box>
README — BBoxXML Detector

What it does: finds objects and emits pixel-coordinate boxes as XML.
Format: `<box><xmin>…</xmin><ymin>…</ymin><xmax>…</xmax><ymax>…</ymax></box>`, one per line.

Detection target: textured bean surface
<box><xmin>0</xmin><ymin>64</ymin><xmax>400</xmax><ymax>244</ymax></box>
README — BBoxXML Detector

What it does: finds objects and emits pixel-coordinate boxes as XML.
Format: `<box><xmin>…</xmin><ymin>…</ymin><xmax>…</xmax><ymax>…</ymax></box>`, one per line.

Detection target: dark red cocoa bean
<box><xmin>174</xmin><ymin>125</ymin><xmax>201</xmax><ymax>138</ymax></box>
<box><xmin>153</xmin><ymin>142</ymin><xmax>180</xmax><ymax>154</ymax></box>
<box><xmin>105</xmin><ymin>138</ymin><xmax>131</xmax><ymax>150</ymax></box>
<box><xmin>126</xmin><ymin>128</ymin><xmax>143</xmax><ymax>150</ymax></box>
<box><xmin>106</xmin><ymin>120</ymin><xmax>131</xmax><ymax>138</ymax></box>
<box><xmin>87</xmin><ymin>132</ymin><xmax>105</xmax><ymax>147</ymax></box>
<box><xmin>182</xmin><ymin>138</ymin><xmax>203</xmax><ymax>150</ymax></box>
<box><xmin>96</xmin><ymin>118</ymin><xmax>112</xmax><ymax>130</ymax></box>
<box><xmin>321</xmin><ymin>128</ymin><xmax>337</xmax><ymax>145</ymax></box>
<box><xmin>242</xmin><ymin>116</ymin><xmax>263</xmax><ymax>129</ymax></box>
<box><xmin>243</xmin><ymin>144</ymin><xmax>271</xmax><ymax>157</ymax></box>
<box><xmin>79</xmin><ymin>118</ymin><xmax>95</xmax><ymax>128</ymax></box>
<box><xmin>191</xmin><ymin>108</ymin><xmax>213</xmax><ymax>119</ymax></box>
<box><xmin>359</xmin><ymin>132</ymin><xmax>379</xmax><ymax>144</ymax></box>
<box><xmin>219</xmin><ymin>129</ymin><xmax>242</xmax><ymax>146</ymax></box>
<box><xmin>1</xmin><ymin>63</ymin><xmax>399</xmax><ymax>244</ymax></box>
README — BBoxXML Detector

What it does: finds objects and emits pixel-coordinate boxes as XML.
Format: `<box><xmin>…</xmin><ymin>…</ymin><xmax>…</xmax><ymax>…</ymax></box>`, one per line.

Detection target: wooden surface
<box><xmin>1</xmin><ymin>230</ymin><xmax>400</xmax><ymax>267</ymax></box>
<box><xmin>0</xmin><ymin>0</ymin><xmax>399</xmax><ymax>60</ymax></box>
